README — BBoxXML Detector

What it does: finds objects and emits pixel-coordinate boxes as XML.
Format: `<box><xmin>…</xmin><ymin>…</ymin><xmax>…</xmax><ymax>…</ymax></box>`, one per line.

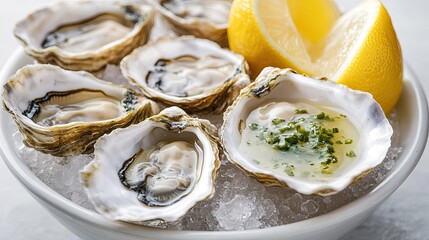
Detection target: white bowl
<box><xmin>1</xmin><ymin>49</ymin><xmax>428</xmax><ymax>240</ymax></box>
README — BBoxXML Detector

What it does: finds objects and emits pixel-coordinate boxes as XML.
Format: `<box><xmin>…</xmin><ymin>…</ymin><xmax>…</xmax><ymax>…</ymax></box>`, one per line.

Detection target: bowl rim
<box><xmin>1</xmin><ymin>48</ymin><xmax>428</xmax><ymax>239</ymax></box>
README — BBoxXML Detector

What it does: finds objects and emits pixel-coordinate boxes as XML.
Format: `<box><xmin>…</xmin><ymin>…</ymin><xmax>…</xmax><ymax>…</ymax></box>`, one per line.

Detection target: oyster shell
<box><xmin>221</xmin><ymin>67</ymin><xmax>393</xmax><ymax>195</ymax></box>
<box><xmin>2</xmin><ymin>64</ymin><xmax>159</xmax><ymax>157</ymax></box>
<box><xmin>149</xmin><ymin>0</ymin><xmax>231</xmax><ymax>46</ymax></box>
<box><xmin>14</xmin><ymin>1</ymin><xmax>154</xmax><ymax>72</ymax></box>
<box><xmin>81</xmin><ymin>107</ymin><xmax>221</xmax><ymax>222</ymax></box>
<box><xmin>121</xmin><ymin>36</ymin><xmax>250</xmax><ymax>113</ymax></box>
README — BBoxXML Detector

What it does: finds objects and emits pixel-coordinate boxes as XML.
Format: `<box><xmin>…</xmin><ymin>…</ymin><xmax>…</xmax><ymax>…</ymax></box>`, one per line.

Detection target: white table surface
<box><xmin>1</xmin><ymin>1</ymin><xmax>428</xmax><ymax>239</ymax></box>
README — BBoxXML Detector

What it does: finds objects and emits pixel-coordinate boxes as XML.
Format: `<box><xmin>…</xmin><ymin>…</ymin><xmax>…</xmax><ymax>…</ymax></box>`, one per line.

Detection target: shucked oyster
<box><xmin>121</xmin><ymin>36</ymin><xmax>250</xmax><ymax>113</ymax></box>
<box><xmin>14</xmin><ymin>1</ymin><xmax>154</xmax><ymax>72</ymax></box>
<box><xmin>149</xmin><ymin>0</ymin><xmax>231</xmax><ymax>46</ymax></box>
<box><xmin>2</xmin><ymin>64</ymin><xmax>158</xmax><ymax>157</ymax></box>
<box><xmin>118</xmin><ymin>141</ymin><xmax>198</xmax><ymax>207</ymax></box>
<box><xmin>222</xmin><ymin>67</ymin><xmax>393</xmax><ymax>195</ymax></box>
<box><xmin>81</xmin><ymin>107</ymin><xmax>221</xmax><ymax>222</ymax></box>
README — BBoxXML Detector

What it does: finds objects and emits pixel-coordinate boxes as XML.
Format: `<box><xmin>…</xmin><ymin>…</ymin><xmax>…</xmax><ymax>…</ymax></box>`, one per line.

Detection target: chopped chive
<box><xmin>272</xmin><ymin>118</ymin><xmax>285</xmax><ymax>125</ymax></box>
<box><xmin>346</xmin><ymin>151</ymin><xmax>357</xmax><ymax>158</ymax></box>
<box><xmin>285</xmin><ymin>135</ymin><xmax>298</xmax><ymax>144</ymax></box>
<box><xmin>267</xmin><ymin>136</ymin><xmax>280</xmax><ymax>144</ymax></box>
<box><xmin>298</xmin><ymin>133</ymin><xmax>309</xmax><ymax>142</ymax></box>
<box><xmin>317</xmin><ymin>112</ymin><xmax>325</xmax><ymax>119</ymax></box>
<box><xmin>294</xmin><ymin>109</ymin><xmax>308</xmax><ymax>114</ymax></box>
<box><xmin>296</xmin><ymin>125</ymin><xmax>305</xmax><ymax>133</ymax></box>
<box><xmin>345</xmin><ymin>139</ymin><xmax>353</xmax><ymax>144</ymax></box>
<box><xmin>335</xmin><ymin>140</ymin><xmax>343</xmax><ymax>144</ymax></box>
<box><xmin>279</xmin><ymin>126</ymin><xmax>292</xmax><ymax>133</ymax></box>
<box><xmin>249</xmin><ymin>123</ymin><xmax>259</xmax><ymax>130</ymax></box>
<box><xmin>340</xmin><ymin>114</ymin><xmax>347</xmax><ymax>118</ymax></box>
<box><xmin>332</xmin><ymin>128</ymin><xmax>339</xmax><ymax>133</ymax></box>
<box><xmin>273</xmin><ymin>141</ymin><xmax>290</xmax><ymax>151</ymax></box>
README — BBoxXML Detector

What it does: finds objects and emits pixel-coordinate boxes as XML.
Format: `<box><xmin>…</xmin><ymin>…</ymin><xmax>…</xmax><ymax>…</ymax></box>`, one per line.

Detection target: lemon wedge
<box><xmin>228</xmin><ymin>0</ymin><xmax>402</xmax><ymax>114</ymax></box>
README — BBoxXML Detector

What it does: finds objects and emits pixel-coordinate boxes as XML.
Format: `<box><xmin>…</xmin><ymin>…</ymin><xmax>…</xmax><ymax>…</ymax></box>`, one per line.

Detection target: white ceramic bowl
<box><xmin>1</xmin><ymin>49</ymin><xmax>428</xmax><ymax>240</ymax></box>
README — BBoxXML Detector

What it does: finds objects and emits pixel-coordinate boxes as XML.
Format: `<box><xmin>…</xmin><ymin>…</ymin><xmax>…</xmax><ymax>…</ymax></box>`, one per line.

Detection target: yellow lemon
<box><xmin>228</xmin><ymin>0</ymin><xmax>402</xmax><ymax>114</ymax></box>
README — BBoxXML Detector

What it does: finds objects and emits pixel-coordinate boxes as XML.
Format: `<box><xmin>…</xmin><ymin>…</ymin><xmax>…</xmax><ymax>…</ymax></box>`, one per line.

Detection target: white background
<box><xmin>0</xmin><ymin>1</ymin><xmax>428</xmax><ymax>239</ymax></box>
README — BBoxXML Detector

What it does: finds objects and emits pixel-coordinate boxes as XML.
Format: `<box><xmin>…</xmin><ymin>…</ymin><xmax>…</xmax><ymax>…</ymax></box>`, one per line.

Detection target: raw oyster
<box><xmin>2</xmin><ymin>64</ymin><xmax>159</xmax><ymax>157</ymax></box>
<box><xmin>14</xmin><ymin>1</ymin><xmax>154</xmax><ymax>72</ymax></box>
<box><xmin>149</xmin><ymin>0</ymin><xmax>231</xmax><ymax>46</ymax></box>
<box><xmin>81</xmin><ymin>107</ymin><xmax>221</xmax><ymax>222</ymax></box>
<box><xmin>222</xmin><ymin>67</ymin><xmax>393</xmax><ymax>195</ymax></box>
<box><xmin>121</xmin><ymin>36</ymin><xmax>250</xmax><ymax>113</ymax></box>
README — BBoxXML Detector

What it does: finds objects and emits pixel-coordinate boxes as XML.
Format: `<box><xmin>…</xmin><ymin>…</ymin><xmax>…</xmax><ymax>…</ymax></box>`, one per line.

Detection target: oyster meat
<box><xmin>14</xmin><ymin>1</ymin><xmax>154</xmax><ymax>72</ymax></box>
<box><xmin>81</xmin><ymin>107</ymin><xmax>221</xmax><ymax>222</ymax></box>
<box><xmin>150</xmin><ymin>0</ymin><xmax>231</xmax><ymax>46</ymax></box>
<box><xmin>121</xmin><ymin>36</ymin><xmax>250</xmax><ymax>113</ymax></box>
<box><xmin>222</xmin><ymin>67</ymin><xmax>393</xmax><ymax>195</ymax></box>
<box><xmin>118</xmin><ymin>141</ymin><xmax>199</xmax><ymax>207</ymax></box>
<box><xmin>2</xmin><ymin>64</ymin><xmax>159</xmax><ymax>156</ymax></box>
<box><xmin>28</xmin><ymin>90</ymin><xmax>123</xmax><ymax>127</ymax></box>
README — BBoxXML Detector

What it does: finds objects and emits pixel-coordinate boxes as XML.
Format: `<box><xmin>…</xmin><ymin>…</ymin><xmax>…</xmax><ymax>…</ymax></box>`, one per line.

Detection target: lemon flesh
<box><xmin>287</xmin><ymin>0</ymin><xmax>340</xmax><ymax>47</ymax></box>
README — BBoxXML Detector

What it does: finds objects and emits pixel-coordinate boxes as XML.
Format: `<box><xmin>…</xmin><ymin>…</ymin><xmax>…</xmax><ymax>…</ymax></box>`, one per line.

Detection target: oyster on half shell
<box><xmin>149</xmin><ymin>0</ymin><xmax>231</xmax><ymax>46</ymax></box>
<box><xmin>222</xmin><ymin>67</ymin><xmax>393</xmax><ymax>196</ymax></box>
<box><xmin>2</xmin><ymin>64</ymin><xmax>159</xmax><ymax>157</ymax></box>
<box><xmin>81</xmin><ymin>107</ymin><xmax>221</xmax><ymax>222</ymax></box>
<box><xmin>14</xmin><ymin>1</ymin><xmax>154</xmax><ymax>72</ymax></box>
<box><xmin>121</xmin><ymin>36</ymin><xmax>250</xmax><ymax>113</ymax></box>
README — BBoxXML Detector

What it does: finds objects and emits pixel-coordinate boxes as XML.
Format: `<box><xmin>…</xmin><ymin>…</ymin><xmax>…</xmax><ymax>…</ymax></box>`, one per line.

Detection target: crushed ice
<box><xmin>8</xmin><ymin>63</ymin><xmax>403</xmax><ymax>231</ymax></box>
<box><xmin>9</xmin><ymin>105</ymin><xmax>402</xmax><ymax>231</ymax></box>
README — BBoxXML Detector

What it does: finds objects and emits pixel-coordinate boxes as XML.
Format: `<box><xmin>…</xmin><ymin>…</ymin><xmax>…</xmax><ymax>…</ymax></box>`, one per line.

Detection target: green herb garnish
<box><xmin>317</xmin><ymin>112</ymin><xmax>325</xmax><ymax>119</ymax></box>
<box><xmin>294</xmin><ymin>109</ymin><xmax>308</xmax><ymax>114</ymax></box>
<box><xmin>346</xmin><ymin>151</ymin><xmax>357</xmax><ymax>158</ymax></box>
<box><xmin>272</xmin><ymin>118</ymin><xmax>286</xmax><ymax>125</ymax></box>
<box><xmin>248</xmin><ymin>110</ymin><xmax>352</xmax><ymax>175</ymax></box>
<box><xmin>249</xmin><ymin>123</ymin><xmax>259</xmax><ymax>130</ymax></box>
